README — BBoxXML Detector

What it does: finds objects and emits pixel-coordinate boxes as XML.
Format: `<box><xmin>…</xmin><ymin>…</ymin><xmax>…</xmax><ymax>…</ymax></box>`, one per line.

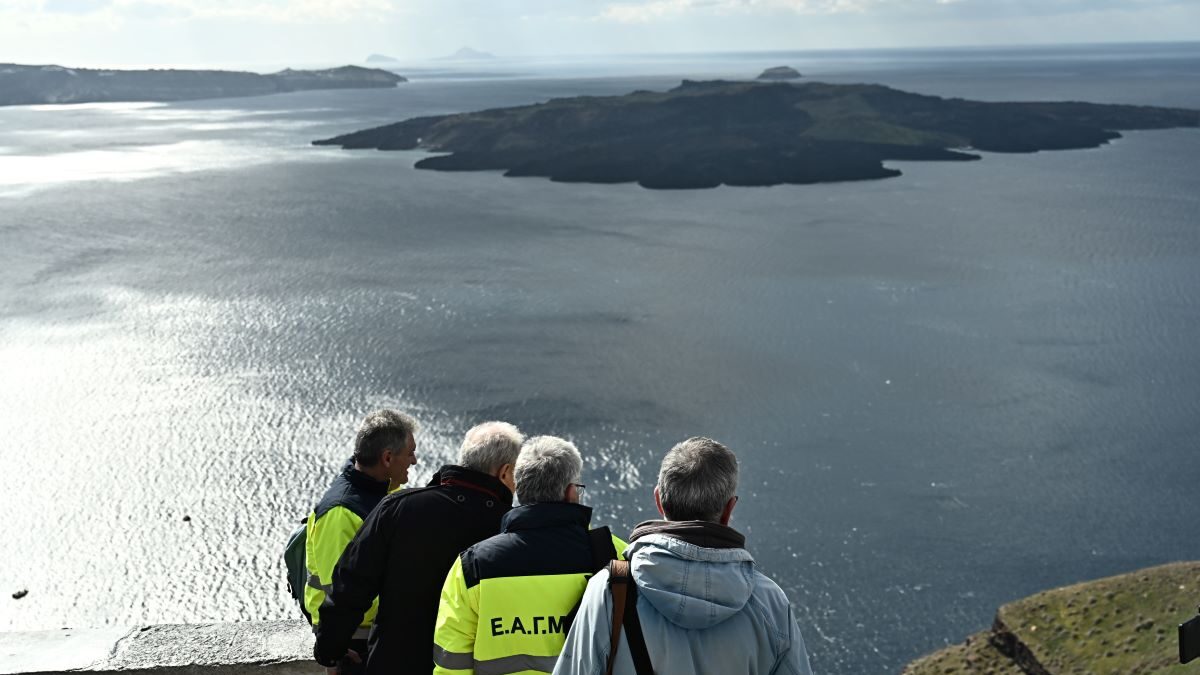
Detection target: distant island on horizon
<box><xmin>757</xmin><ymin>66</ymin><xmax>802</xmax><ymax>80</ymax></box>
<box><xmin>0</xmin><ymin>63</ymin><xmax>405</xmax><ymax>107</ymax></box>
<box><xmin>313</xmin><ymin>79</ymin><xmax>1200</xmax><ymax>189</ymax></box>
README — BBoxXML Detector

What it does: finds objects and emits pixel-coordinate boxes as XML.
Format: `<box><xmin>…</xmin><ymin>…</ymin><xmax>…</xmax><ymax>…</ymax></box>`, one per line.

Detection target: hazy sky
<box><xmin>2</xmin><ymin>0</ymin><xmax>1198</xmax><ymax>68</ymax></box>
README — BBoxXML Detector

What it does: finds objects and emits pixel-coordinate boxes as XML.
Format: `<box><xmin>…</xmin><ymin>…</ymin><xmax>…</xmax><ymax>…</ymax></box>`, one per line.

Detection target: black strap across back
<box><xmin>606</xmin><ymin>559</ymin><xmax>654</xmax><ymax>675</ymax></box>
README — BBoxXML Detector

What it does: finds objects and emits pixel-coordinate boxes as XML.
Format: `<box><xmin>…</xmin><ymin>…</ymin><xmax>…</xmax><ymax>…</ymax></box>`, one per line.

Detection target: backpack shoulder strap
<box><xmin>606</xmin><ymin>560</ymin><xmax>631</xmax><ymax>675</ymax></box>
<box><xmin>621</xmin><ymin>570</ymin><xmax>655</xmax><ymax>675</ymax></box>
<box><xmin>605</xmin><ymin>560</ymin><xmax>655</xmax><ymax>675</ymax></box>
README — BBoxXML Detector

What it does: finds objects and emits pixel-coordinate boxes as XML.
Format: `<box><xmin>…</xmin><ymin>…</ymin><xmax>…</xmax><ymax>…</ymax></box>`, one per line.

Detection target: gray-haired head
<box><xmin>656</xmin><ymin>437</ymin><xmax>739</xmax><ymax>523</ymax></box>
<box><xmin>514</xmin><ymin>436</ymin><xmax>583</xmax><ymax>505</ymax></box>
<box><xmin>354</xmin><ymin>409</ymin><xmax>419</xmax><ymax>467</ymax></box>
<box><xmin>458</xmin><ymin>421</ymin><xmax>524</xmax><ymax>474</ymax></box>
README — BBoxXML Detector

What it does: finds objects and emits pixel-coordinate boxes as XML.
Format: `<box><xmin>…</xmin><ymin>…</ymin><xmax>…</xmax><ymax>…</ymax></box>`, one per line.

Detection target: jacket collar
<box><xmin>342</xmin><ymin>458</ymin><xmax>390</xmax><ymax>496</ymax></box>
<box><xmin>629</xmin><ymin>519</ymin><xmax>746</xmax><ymax>550</ymax></box>
<box><xmin>429</xmin><ymin>464</ymin><xmax>514</xmax><ymax>504</ymax></box>
<box><xmin>501</xmin><ymin>501</ymin><xmax>592</xmax><ymax>533</ymax></box>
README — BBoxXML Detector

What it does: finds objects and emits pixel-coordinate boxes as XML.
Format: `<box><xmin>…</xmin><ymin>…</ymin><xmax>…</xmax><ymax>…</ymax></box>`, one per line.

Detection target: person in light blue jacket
<box><xmin>552</xmin><ymin>437</ymin><xmax>813</xmax><ymax>675</ymax></box>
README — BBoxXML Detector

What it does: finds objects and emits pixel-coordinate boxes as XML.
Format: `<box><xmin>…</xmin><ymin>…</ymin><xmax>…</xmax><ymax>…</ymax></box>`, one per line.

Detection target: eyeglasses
<box><xmin>570</xmin><ymin>483</ymin><xmax>587</xmax><ymax>492</ymax></box>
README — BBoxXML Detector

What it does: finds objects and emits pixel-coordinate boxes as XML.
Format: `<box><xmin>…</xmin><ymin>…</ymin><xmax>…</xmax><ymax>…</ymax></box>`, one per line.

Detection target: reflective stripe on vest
<box><xmin>433</xmin><ymin>646</ymin><xmax>473</xmax><ymax>670</ymax></box>
<box><xmin>474</xmin><ymin>653</ymin><xmax>560</xmax><ymax>675</ymax></box>
<box><xmin>434</xmin><ymin>647</ymin><xmax>558</xmax><ymax>675</ymax></box>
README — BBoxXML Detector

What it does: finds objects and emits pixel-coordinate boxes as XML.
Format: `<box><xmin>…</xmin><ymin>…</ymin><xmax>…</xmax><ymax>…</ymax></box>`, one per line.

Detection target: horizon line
<box><xmin>9</xmin><ymin>38</ymin><xmax>1198</xmax><ymax>72</ymax></box>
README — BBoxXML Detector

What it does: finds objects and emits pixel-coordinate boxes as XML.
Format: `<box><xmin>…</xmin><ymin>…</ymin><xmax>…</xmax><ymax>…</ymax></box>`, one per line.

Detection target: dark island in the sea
<box><xmin>0</xmin><ymin>63</ymin><xmax>405</xmax><ymax>107</ymax></box>
<box><xmin>313</xmin><ymin>80</ymin><xmax>1200</xmax><ymax>189</ymax></box>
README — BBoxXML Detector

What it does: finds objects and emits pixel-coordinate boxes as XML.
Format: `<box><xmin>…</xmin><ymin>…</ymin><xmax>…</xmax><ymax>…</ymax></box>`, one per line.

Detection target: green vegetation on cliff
<box><xmin>904</xmin><ymin>562</ymin><xmax>1200</xmax><ymax>675</ymax></box>
<box><xmin>313</xmin><ymin>80</ymin><xmax>1200</xmax><ymax>189</ymax></box>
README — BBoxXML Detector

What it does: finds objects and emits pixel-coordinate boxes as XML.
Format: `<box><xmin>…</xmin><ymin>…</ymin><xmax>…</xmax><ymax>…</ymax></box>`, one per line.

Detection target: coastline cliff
<box><xmin>0</xmin><ymin>63</ymin><xmax>406</xmax><ymax>106</ymax></box>
<box><xmin>903</xmin><ymin>561</ymin><xmax>1199</xmax><ymax>674</ymax></box>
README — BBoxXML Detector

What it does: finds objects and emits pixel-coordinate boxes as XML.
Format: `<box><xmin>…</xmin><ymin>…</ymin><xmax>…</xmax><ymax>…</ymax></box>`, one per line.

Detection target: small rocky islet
<box><xmin>313</xmin><ymin>79</ymin><xmax>1200</xmax><ymax>190</ymax></box>
<box><xmin>757</xmin><ymin>65</ymin><xmax>802</xmax><ymax>80</ymax></box>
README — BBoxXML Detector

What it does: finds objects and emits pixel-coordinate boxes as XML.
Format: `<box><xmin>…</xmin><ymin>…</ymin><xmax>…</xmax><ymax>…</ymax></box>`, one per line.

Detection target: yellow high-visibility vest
<box><xmin>432</xmin><ymin>502</ymin><xmax>626</xmax><ymax>675</ymax></box>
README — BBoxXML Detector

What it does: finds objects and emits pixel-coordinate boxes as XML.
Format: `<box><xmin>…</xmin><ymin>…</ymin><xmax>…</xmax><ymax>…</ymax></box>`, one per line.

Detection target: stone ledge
<box><xmin>0</xmin><ymin>621</ymin><xmax>321</xmax><ymax>675</ymax></box>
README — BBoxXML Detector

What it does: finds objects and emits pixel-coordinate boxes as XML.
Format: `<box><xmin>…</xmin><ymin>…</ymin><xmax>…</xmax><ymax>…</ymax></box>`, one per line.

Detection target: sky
<box><xmin>1</xmin><ymin>0</ymin><xmax>1198</xmax><ymax>68</ymax></box>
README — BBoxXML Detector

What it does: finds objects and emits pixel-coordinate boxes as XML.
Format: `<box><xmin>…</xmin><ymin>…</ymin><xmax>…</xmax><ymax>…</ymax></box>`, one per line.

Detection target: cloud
<box><xmin>181</xmin><ymin>0</ymin><xmax>400</xmax><ymax>22</ymax></box>
<box><xmin>41</xmin><ymin>0</ymin><xmax>111</xmax><ymax>13</ymax></box>
<box><xmin>596</xmin><ymin>0</ymin><xmax>1193</xmax><ymax>23</ymax></box>
<box><xmin>119</xmin><ymin>2</ymin><xmax>190</xmax><ymax>19</ymax></box>
<box><xmin>597</xmin><ymin>0</ymin><xmax>927</xmax><ymax>23</ymax></box>
<box><xmin>34</xmin><ymin>0</ymin><xmax>400</xmax><ymax>23</ymax></box>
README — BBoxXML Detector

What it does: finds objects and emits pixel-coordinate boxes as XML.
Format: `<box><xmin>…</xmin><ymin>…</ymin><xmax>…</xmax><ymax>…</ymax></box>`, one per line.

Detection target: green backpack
<box><xmin>284</xmin><ymin>519</ymin><xmax>311</xmax><ymax>622</ymax></box>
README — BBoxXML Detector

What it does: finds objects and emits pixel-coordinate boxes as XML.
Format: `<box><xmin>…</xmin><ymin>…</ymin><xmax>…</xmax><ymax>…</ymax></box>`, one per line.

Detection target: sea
<box><xmin>1</xmin><ymin>42</ymin><xmax>1199</xmax><ymax>674</ymax></box>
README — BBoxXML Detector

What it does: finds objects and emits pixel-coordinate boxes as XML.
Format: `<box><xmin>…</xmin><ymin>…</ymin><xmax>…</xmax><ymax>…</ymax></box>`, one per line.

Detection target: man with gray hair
<box><xmin>304</xmin><ymin>409</ymin><xmax>419</xmax><ymax>673</ymax></box>
<box><xmin>553</xmin><ymin>437</ymin><xmax>814</xmax><ymax>675</ymax></box>
<box><xmin>432</xmin><ymin>436</ymin><xmax>626</xmax><ymax>675</ymax></box>
<box><xmin>315</xmin><ymin>421</ymin><xmax>525</xmax><ymax>675</ymax></box>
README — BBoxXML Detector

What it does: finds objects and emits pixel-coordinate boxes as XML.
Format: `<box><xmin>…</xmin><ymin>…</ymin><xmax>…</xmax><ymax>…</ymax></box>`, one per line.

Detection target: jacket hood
<box><xmin>501</xmin><ymin>501</ymin><xmax>592</xmax><ymax>533</ymax></box>
<box><xmin>341</xmin><ymin>458</ymin><xmax>390</xmax><ymax>496</ymax></box>
<box><xmin>626</xmin><ymin>521</ymin><xmax>756</xmax><ymax>630</ymax></box>
<box><xmin>428</xmin><ymin>464</ymin><xmax>514</xmax><ymax>505</ymax></box>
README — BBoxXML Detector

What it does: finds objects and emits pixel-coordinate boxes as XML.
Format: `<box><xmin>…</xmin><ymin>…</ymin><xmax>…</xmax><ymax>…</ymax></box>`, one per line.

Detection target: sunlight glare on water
<box><xmin>0</xmin><ymin>285</ymin><xmax>481</xmax><ymax>628</ymax></box>
<box><xmin>0</xmin><ymin>140</ymin><xmax>347</xmax><ymax>196</ymax></box>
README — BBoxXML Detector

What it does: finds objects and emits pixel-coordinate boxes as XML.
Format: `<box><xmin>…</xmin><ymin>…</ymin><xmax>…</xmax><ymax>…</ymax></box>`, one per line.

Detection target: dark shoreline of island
<box><xmin>0</xmin><ymin>63</ymin><xmax>405</xmax><ymax>107</ymax></box>
<box><xmin>313</xmin><ymin>79</ymin><xmax>1200</xmax><ymax>190</ymax></box>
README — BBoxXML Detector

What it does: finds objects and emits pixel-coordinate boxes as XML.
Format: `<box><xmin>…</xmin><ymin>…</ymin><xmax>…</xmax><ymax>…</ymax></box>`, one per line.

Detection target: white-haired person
<box><xmin>553</xmin><ymin>437</ymin><xmax>814</xmax><ymax>675</ymax></box>
<box><xmin>314</xmin><ymin>421</ymin><xmax>525</xmax><ymax>675</ymax></box>
<box><xmin>432</xmin><ymin>435</ymin><xmax>627</xmax><ymax>675</ymax></box>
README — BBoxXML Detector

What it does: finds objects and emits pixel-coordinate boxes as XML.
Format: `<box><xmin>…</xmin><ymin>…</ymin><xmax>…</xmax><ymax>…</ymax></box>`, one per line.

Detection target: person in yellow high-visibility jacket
<box><xmin>433</xmin><ymin>435</ymin><xmax>625</xmax><ymax>675</ymax></box>
<box><xmin>305</xmin><ymin>409</ymin><xmax>418</xmax><ymax>673</ymax></box>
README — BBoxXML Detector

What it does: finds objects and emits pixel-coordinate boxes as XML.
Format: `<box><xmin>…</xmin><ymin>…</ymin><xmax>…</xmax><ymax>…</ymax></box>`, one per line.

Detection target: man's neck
<box><xmin>629</xmin><ymin>520</ymin><xmax>746</xmax><ymax>549</ymax></box>
<box><xmin>354</xmin><ymin>461</ymin><xmax>390</xmax><ymax>484</ymax></box>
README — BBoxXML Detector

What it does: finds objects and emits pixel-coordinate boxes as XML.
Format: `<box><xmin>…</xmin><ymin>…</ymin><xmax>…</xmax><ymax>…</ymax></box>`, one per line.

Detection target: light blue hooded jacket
<box><xmin>552</xmin><ymin>523</ymin><xmax>813</xmax><ymax>675</ymax></box>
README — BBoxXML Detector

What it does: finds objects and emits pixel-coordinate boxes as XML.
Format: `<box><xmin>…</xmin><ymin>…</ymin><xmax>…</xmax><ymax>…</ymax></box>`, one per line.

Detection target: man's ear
<box><xmin>497</xmin><ymin>463</ymin><xmax>516</xmax><ymax>491</ymax></box>
<box><xmin>719</xmin><ymin>496</ymin><xmax>738</xmax><ymax>526</ymax></box>
<box><xmin>653</xmin><ymin>486</ymin><xmax>665</xmax><ymax>518</ymax></box>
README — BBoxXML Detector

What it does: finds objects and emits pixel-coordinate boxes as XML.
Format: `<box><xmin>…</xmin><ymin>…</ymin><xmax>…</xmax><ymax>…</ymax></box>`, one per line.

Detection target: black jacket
<box><xmin>461</xmin><ymin>502</ymin><xmax>601</xmax><ymax>588</ymax></box>
<box><xmin>314</xmin><ymin>464</ymin><xmax>513</xmax><ymax>675</ymax></box>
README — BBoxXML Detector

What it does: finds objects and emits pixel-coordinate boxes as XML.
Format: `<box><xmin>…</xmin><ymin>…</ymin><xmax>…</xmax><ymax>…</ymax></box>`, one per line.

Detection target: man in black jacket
<box><xmin>314</xmin><ymin>421</ymin><xmax>524</xmax><ymax>675</ymax></box>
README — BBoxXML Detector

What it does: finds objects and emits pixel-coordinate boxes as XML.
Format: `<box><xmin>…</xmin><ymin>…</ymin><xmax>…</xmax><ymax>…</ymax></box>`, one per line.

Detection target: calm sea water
<box><xmin>1</xmin><ymin>44</ymin><xmax>1199</xmax><ymax>674</ymax></box>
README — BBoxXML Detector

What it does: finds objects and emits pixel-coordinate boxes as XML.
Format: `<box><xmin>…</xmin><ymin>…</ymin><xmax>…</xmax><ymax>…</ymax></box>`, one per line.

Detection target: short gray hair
<box><xmin>354</xmin><ymin>409</ymin><xmax>418</xmax><ymax>467</ymax></box>
<box><xmin>458</xmin><ymin>421</ymin><xmax>524</xmax><ymax>474</ymax></box>
<box><xmin>657</xmin><ymin>437</ymin><xmax>739</xmax><ymax>523</ymax></box>
<box><xmin>514</xmin><ymin>436</ymin><xmax>582</xmax><ymax>505</ymax></box>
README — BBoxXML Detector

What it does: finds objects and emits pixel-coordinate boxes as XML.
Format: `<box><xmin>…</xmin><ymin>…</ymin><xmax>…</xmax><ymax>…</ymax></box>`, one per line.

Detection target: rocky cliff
<box><xmin>903</xmin><ymin>561</ymin><xmax>1199</xmax><ymax>674</ymax></box>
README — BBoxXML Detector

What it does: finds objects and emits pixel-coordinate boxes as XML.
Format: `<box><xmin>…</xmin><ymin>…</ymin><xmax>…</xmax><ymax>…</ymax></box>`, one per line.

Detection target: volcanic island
<box><xmin>314</xmin><ymin>80</ymin><xmax>1200</xmax><ymax>189</ymax></box>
